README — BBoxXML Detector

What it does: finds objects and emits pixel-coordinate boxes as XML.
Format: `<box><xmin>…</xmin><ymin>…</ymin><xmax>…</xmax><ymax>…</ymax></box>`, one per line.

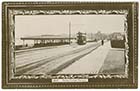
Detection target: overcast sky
<box><xmin>15</xmin><ymin>15</ymin><xmax>125</xmax><ymax>38</ymax></box>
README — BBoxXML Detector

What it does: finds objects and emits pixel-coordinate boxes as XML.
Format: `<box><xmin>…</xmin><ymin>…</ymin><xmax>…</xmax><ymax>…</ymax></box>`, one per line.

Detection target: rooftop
<box><xmin>21</xmin><ymin>34</ymin><xmax>76</xmax><ymax>40</ymax></box>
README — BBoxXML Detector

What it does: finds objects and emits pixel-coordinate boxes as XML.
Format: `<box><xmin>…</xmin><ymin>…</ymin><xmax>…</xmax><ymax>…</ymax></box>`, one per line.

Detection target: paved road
<box><xmin>15</xmin><ymin>42</ymin><xmax>101</xmax><ymax>75</ymax></box>
<box><xmin>58</xmin><ymin>41</ymin><xmax>111</xmax><ymax>74</ymax></box>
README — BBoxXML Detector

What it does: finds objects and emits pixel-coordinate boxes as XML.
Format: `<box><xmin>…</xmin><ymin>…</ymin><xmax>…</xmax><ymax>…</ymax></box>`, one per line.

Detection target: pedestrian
<box><xmin>101</xmin><ymin>40</ymin><xmax>104</xmax><ymax>45</ymax></box>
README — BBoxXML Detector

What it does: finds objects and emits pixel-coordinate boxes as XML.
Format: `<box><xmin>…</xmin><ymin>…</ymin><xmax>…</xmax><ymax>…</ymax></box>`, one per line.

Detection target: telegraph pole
<box><xmin>69</xmin><ymin>22</ymin><xmax>71</xmax><ymax>44</ymax></box>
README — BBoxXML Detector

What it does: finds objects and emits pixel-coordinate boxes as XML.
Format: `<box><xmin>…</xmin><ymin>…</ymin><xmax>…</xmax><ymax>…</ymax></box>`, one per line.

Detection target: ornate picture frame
<box><xmin>2</xmin><ymin>2</ymin><xmax>138</xmax><ymax>88</ymax></box>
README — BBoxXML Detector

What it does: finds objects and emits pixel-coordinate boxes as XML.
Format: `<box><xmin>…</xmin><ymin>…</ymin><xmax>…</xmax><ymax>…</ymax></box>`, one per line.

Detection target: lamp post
<box><xmin>69</xmin><ymin>22</ymin><xmax>71</xmax><ymax>44</ymax></box>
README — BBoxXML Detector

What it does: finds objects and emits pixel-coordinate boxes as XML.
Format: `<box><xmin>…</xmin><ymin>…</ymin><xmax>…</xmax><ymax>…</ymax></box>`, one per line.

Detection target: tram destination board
<box><xmin>2</xmin><ymin>2</ymin><xmax>138</xmax><ymax>89</ymax></box>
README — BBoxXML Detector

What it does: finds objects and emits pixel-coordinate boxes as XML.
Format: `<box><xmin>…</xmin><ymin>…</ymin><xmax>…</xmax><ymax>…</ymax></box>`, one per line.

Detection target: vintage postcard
<box><xmin>2</xmin><ymin>2</ymin><xmax>138</xmax><ymax>88</ymax></box>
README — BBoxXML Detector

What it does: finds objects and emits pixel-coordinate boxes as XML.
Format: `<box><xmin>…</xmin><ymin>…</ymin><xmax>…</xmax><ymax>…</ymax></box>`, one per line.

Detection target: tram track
<box><xmin>48</xmin><ymin>45</ymin><xmax>100</xmax><ymax>74</ymax></box>
<box><xmin>16</xmin><ymin>42</ymin><xmax>101</xmax><ymax>75</ymax></box>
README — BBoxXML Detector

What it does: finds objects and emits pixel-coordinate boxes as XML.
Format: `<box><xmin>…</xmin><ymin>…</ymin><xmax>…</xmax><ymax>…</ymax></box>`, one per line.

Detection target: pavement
<box><xmin>58</xmin><ymin>41</ymin><xmax>111</xmax><ymax>74</ymax></box>
<box><xmin>99</xmin><ymin>48</ymin><xmax>125</xmax><ymax>74</ymax></box>
<box><xmin>58</xmin><ymin>41</ymin><xmax>125</xmax><ymax>74</ymax></box>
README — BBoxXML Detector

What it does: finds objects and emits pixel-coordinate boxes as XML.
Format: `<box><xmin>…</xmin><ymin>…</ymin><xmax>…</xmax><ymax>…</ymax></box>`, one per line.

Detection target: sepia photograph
<box><xmin>15</xmin><ymin>15</ymin><xmax>127</xmax><ymax>75</ymax></box>
<box><xmin>2</xmin><ymin>2</ymin><xmax>138</xmax><ymax>88</ymax></box>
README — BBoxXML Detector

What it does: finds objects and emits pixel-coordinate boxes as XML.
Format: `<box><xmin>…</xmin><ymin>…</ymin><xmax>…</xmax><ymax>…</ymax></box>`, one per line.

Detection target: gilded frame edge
<box><xmin>2</xmin><ymin>2</ymin><xmax>138</xmax><ymax>89</ymax></box>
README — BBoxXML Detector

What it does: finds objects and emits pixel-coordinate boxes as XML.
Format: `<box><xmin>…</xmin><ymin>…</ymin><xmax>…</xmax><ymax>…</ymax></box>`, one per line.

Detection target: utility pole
<box><xmin>69</xmin><ymin>22</ymin><xmax>71</xmax><ymax>44</ymax></box>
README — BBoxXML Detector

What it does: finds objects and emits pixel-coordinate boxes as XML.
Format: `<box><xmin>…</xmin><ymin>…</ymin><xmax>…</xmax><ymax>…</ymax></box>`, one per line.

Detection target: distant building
<box><xmin>20</xmin><ymin>34</ymin><xmax>76</xmax><ymax>47</ymax></box>
<box><xmin>86</xmin><ymin>31</ymin><xmax>108</xmax><ymax>42</ymax></box>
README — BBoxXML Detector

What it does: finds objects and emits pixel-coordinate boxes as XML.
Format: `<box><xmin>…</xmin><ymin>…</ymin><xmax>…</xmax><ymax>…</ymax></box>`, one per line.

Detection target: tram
<box><xmin>77</xmin><ymin>32</ymin><xmax>87</xmax><ymax>45</ymax></box>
